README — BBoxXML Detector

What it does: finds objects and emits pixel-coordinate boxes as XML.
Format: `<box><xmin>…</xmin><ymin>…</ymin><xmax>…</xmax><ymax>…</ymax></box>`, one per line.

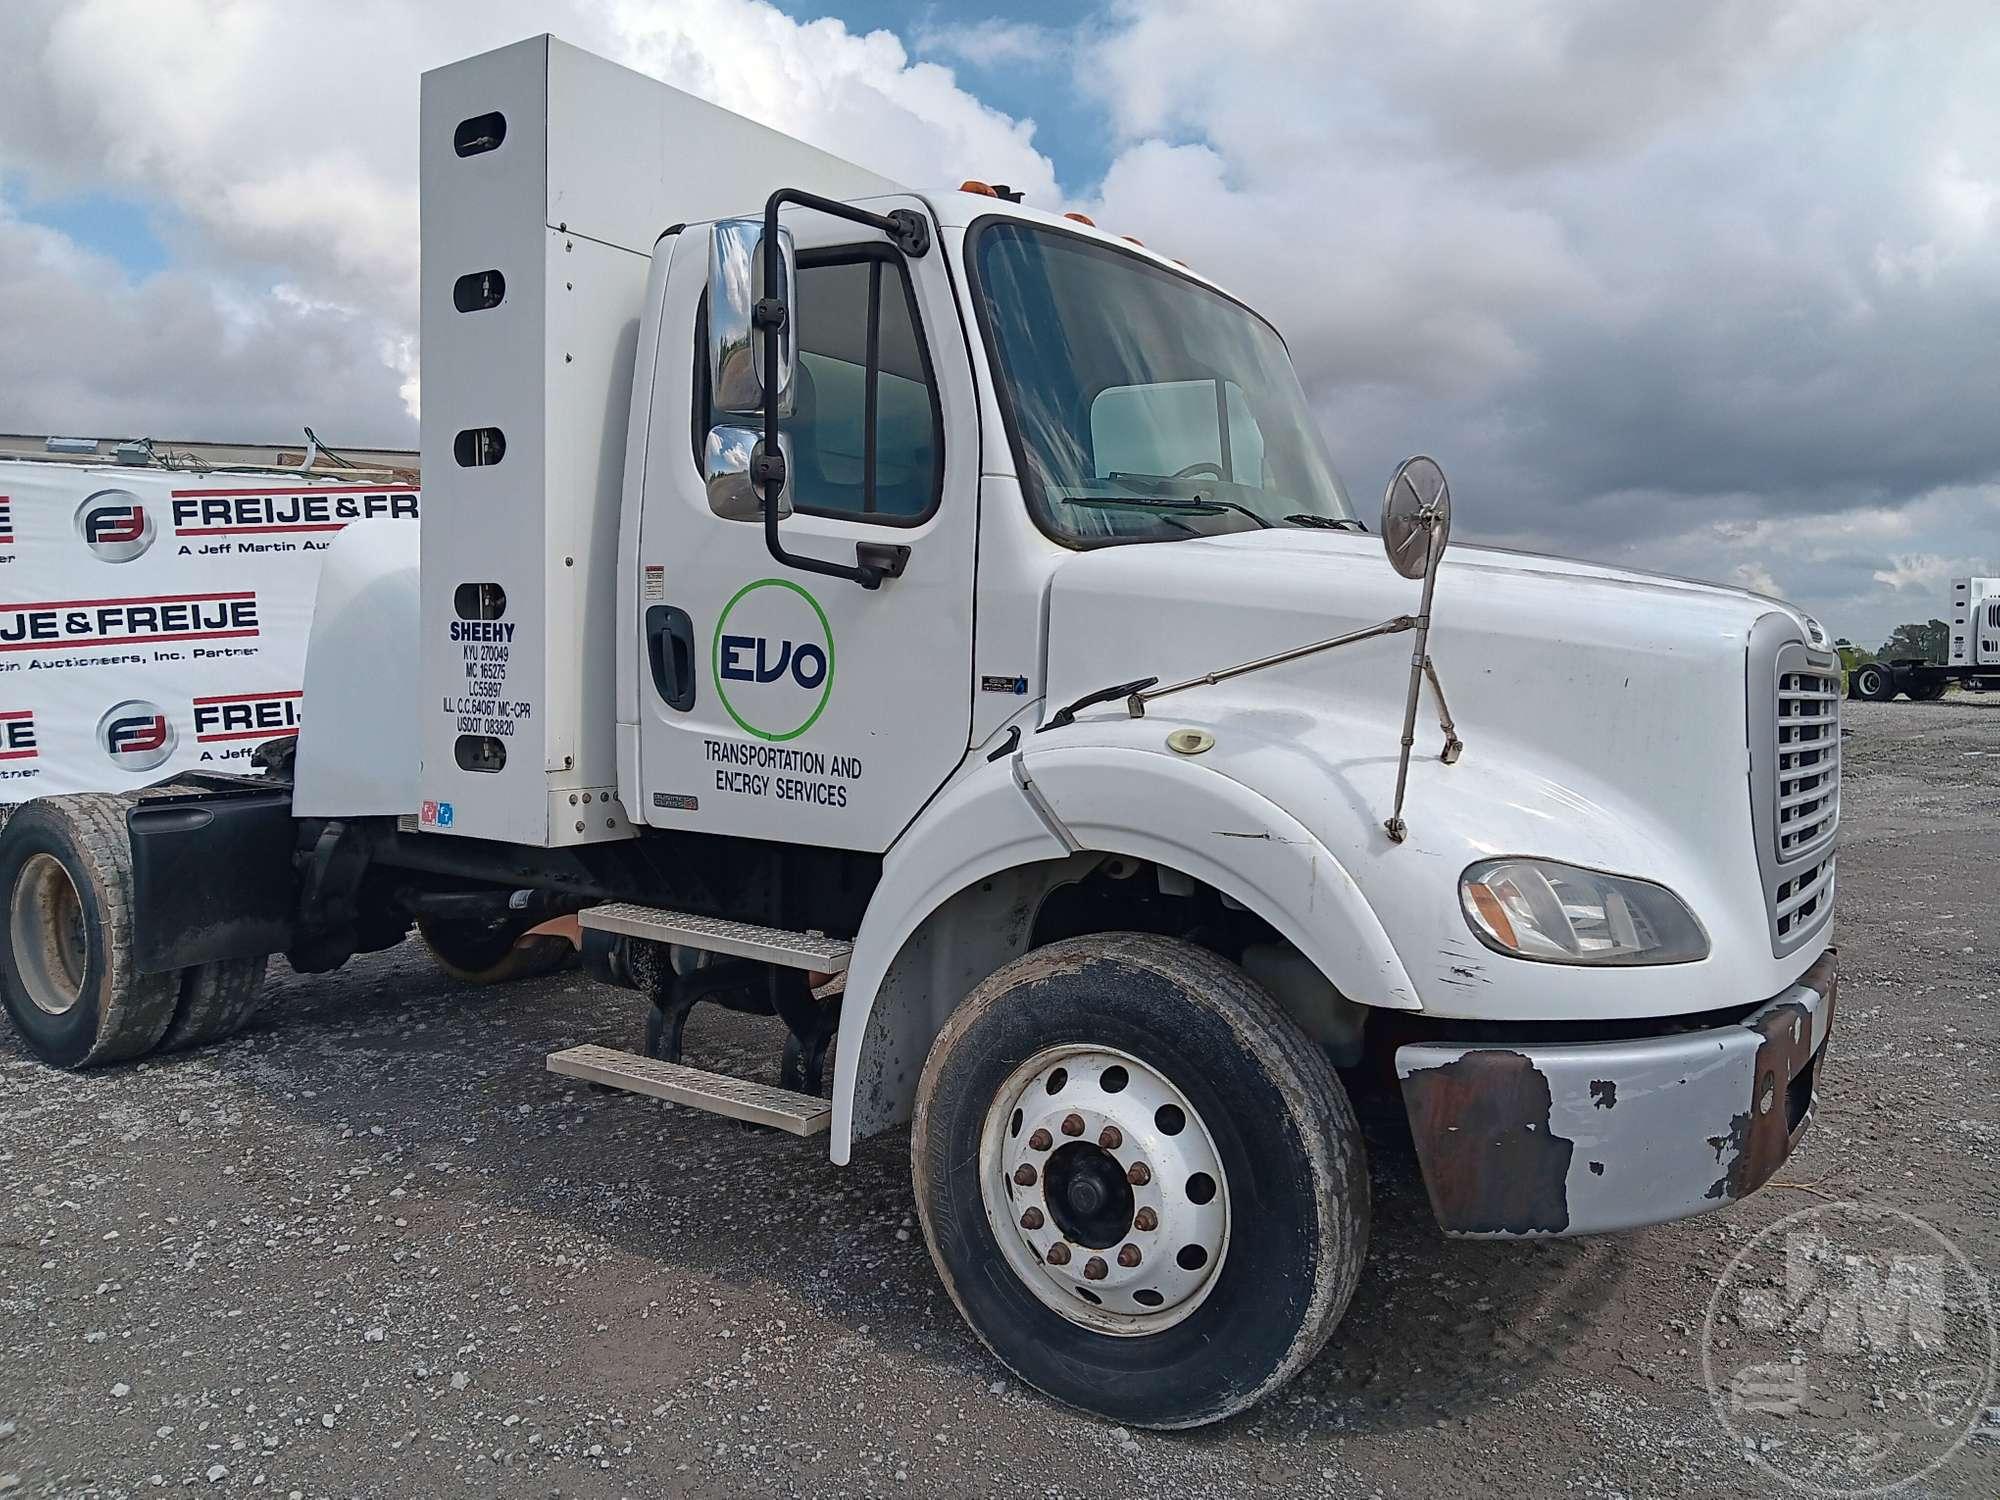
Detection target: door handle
<box><xmin>647</xmin><ymin>604</ymin><xmax>697</xmax><ymax>712</ymax></box>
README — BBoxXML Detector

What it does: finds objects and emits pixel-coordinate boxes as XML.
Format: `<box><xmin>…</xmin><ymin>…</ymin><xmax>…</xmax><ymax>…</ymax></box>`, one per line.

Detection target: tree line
<box><xmin>1835</xmin><ymin>620</ymin><xmax>1948</xmax><ymax>672</ymax></box>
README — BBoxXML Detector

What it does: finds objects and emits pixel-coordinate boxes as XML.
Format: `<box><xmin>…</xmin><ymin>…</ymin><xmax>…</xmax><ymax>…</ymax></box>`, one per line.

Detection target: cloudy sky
<box><xmin>2</xmin><ymin>0</ymin><xmax>1995</xmax><ymax>649</ymax></box>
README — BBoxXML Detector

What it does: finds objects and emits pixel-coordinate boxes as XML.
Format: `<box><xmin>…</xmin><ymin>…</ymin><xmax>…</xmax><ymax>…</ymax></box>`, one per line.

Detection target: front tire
<box><xmin>912</xmin><ymin>933</ymin><xmax>1369</xmax><ymax>1429</ymax></box>
<box><xmin>0</xmin><ymin>795</ymin><xmax>179</xmax><ymax>1068</ymax></box>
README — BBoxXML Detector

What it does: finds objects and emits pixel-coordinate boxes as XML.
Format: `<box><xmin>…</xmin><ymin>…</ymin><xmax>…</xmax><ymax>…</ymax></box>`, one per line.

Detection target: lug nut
<box><xmin>1014</xmin><ymin>1163</ymin><xmax>1037</xmax><ymax>1187</ymax></box>
<box><xmin>1098</xmin><ymin>1125</ymin><xmax>1123</xmax><ymax>1150</ymax></box>
<box><xmin>1134</xmin><ymin>1206</ymin><xmax>1159</xmax><ymax>1232</ymax></box>
<box><xmin>1028</xmin><ymin>1128</ymin><xmax>1053</xmax><ymax>1151</ymax></box>
<box><xmin>1020</xmin><ymin>1207</ymin><xmax>1044</xmax><ymax>1230</ymax></box>
<box><xmin>1083</xmin><ymin>1257</ymin><xmax>1108</xmax><ymax>1281</ymax></box>
<box><xmin>1061</xmin><ymin>1113</ymin><xmax>1085</xmax><ymax>1137</ymax></box>
<box><xmin>1046</xmin><ymin>1242</ymin><xmax>1071</xmax><ymax>1266</ymax></box>
<box><xmin>1127</xmin><ymin>1162</ymin><xmax>1152</xmax><ymax>1186</ymax></box>
<box><xmin>1117</xmin><ymin>1244</ymin><xmax>1142</xmax><ymax>1268</ymax></box>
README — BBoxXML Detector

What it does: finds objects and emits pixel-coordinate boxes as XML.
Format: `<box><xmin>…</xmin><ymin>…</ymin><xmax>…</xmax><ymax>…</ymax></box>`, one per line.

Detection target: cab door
<box><xmin>633</xmin><ymin>198</ymin><xmax>977</xmax><ymax>853</ymax></box>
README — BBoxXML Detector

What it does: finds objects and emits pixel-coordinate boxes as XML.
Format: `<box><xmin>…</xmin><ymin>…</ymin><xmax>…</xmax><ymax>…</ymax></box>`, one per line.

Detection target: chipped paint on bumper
<box><xmin>1394</xmin><ymin>947</ymin><xmax>1837</xmax><ymax>1238</ymax></box>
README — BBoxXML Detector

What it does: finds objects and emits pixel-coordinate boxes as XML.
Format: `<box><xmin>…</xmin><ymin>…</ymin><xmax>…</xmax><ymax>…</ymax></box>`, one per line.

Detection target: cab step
<box><xmin>547</xmin><ymin>1044</ymin><xmax>831</xmax><ymax>1135</ymax></box>
<box><xmin>576</xmin><ymin>903</ymin><xmax>852</xmax><ymax>973</ymax></box>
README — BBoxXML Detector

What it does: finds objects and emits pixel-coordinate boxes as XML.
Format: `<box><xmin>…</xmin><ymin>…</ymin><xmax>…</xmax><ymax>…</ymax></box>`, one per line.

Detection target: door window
<box><xmin>697</xmin><ymin>248</ymin><xmax>942</xmax><ymax>525</ymax></box>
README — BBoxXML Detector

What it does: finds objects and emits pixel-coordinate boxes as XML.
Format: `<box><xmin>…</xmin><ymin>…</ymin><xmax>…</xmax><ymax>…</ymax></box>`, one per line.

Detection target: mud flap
<box><xmin>129</xmin><ymin>784</ymin><xmax>299</xmax><ymax>973</ymax></box>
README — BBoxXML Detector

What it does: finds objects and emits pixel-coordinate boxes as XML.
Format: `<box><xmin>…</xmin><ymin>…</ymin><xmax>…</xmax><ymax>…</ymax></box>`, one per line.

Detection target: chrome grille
<box><xmin>1749</xmin><ymin>621</ymin><xmax>1841</xmax><ymax>957</ymax></box>
<box><xmin>1774</xmin><ymin>853</ymin><xmax>1835</xmax><ymax>944</ymax></box>
<box><xmin>1774</xmin><ymin>667</ymin><xmax>1840</xmax><ymax>859</ymax></box>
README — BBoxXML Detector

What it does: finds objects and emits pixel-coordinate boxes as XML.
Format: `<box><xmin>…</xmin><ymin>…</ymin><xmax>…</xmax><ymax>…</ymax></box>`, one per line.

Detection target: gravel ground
<box><xmin>2</xmin><ymin>699</ymin><xmax>1997</xmax><ymax>1497</ymax></box>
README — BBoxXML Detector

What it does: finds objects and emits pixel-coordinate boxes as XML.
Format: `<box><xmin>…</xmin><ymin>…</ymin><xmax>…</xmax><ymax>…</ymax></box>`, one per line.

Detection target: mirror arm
<box><xmin>756</xmin><ymin>187</ymin><xmax>933</xmax><ymax>591</ymax></box>
<box><xmin>1124</xmin><ymin>616</ymin><xmax>1417</xmax><ymax>717</ymax></box>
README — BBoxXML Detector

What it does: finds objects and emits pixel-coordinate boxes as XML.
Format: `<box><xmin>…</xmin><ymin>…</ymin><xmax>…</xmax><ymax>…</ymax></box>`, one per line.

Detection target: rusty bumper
<box><xmin>1394</xmin><ymin>947</ymin><xmax>1837</xmax><ymax>1238</ymax></box>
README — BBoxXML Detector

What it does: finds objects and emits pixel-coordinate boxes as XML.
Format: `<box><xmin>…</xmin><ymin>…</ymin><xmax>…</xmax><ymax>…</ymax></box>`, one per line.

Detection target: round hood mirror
<box><xmin>1381</xmin><ymin>455</ymin><xmax>1451</xmax><ymax>580</ymax></box>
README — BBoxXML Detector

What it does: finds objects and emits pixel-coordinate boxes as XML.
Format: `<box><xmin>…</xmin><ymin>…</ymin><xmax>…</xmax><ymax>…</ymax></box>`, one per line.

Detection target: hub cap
<box><xmin>11</xmin><ymin>853</ymin><xmax>88</xmax><ymax>1017</ymax></box>
<box><xmin>980</xmin><ymin>1045</ymin><xmax>1230</xmax><ymax>1335</ymax></box>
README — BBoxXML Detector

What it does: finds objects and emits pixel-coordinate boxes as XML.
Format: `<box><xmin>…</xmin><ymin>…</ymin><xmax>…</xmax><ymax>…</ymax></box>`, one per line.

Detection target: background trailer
<box><xmin>0</xmin><ymin>455</ymin><xmax>419</xmax><ymax>799</ymax></box>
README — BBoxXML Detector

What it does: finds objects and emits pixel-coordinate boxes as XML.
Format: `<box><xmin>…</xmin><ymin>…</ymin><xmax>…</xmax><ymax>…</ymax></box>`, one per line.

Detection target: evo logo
<box><xmin>712</xmin><ymin>579</ymin><xmax>834</xmax><ymax>743</ymax></box>
<box><xmin>719</xmin><ymin>636</ymin><xmax>828</xmax><ymax>689</ymax></box>
<box><xmin>98</xmin><ymin>698</ymin><xmax>176</xmax><ymax>771</ymax></box>
<box><xmin>76</xmin><ymin>490</ymin><xmax>157</xmax><ymax>562</ymax></box>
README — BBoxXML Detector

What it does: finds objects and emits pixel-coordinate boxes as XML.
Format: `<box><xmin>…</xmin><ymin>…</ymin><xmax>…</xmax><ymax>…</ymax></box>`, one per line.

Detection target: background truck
<box><xmin>0</xmin><ymin>35</ymin><xmax>1841</xmax><ymax>1429</ymax></box>
<box><xmin>1848</xmin><ymin>575</ymin><xmax>2000</xmax><ymax>700</ymax></box>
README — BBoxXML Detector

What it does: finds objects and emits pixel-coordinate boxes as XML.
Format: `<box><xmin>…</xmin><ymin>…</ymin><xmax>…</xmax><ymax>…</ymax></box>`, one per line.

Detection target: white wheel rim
<box><xmin>979</xmin><ymin>1044</ymin><xmax>1230</xmax><ymax>1336</ymax></box>
<box><xmin>11</xmin><ymin>853</ymin><xmax>88</xmax><ymax>1017</ymax></box>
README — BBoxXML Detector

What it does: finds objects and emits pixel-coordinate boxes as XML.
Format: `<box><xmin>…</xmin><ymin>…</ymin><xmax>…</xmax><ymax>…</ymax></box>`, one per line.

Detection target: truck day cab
<box><xmin>0</xmin><ymin>37</ymin><xmax>1840</xmax><ymax>1428</ymax></box>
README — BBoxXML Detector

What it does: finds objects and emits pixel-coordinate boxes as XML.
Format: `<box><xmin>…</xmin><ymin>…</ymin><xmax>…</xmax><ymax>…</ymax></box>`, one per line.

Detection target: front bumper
<box><xmin>1394</xmin><ymin>947</ymin><xmax>1836</xmax><ymax>1238</ymax></box>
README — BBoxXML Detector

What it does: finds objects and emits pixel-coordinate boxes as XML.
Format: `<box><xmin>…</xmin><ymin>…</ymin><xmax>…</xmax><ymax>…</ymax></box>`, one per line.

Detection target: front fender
<box><xmin>828</xmin><ymin>740</ymin><xmax>1417</xmax><ymax>1164</ymax></box>
<box><xmin>1023</xmin><ymin>744</ymin><xmax>1420</xmax><ymax>1013</ymax></box>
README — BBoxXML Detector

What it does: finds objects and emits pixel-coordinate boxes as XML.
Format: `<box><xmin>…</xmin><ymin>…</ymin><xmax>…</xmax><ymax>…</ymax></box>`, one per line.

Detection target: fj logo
<box><xmin>75</xmin><ymin>490</ymin><xmax>157</xmax><ymax>563</ymax></box>
<box><xmin>98</xmin><ymin>698</ymin><xmax>176</xmax><ymax>771</ymax></box>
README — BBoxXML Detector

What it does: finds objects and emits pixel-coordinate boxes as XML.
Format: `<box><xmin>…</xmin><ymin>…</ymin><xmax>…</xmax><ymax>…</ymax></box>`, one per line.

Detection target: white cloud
<box><xmin>0</xmin><ymin>0</ymin><xmax>1060</xmax><ymax>441</ymax></box>
<box><xmin>1733</xmin><ymin>562</ymin><xmax>1781</xmax><ymax>597</ymax></box>
<box><xmin>1872</xmin><ymin>553</ymin><xmax>1961</xmax><ymax>591</ymax></box>
<box><xmin>913</xmin><ymin>18</ymin><xmax>1064</xmax><ymax>68</ymax></box>
<box><xmin>0</xmin><ymin>0</ymin><xmax>1996</xmax><ymax>653</ymax></box>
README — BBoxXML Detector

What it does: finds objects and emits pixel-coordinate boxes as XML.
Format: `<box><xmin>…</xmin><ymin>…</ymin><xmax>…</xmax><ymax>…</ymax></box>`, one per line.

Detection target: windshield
<box><xmin>971</xmin><ymin>220</ymin><xmax>1356</xmax><ymax>546</ymax></box>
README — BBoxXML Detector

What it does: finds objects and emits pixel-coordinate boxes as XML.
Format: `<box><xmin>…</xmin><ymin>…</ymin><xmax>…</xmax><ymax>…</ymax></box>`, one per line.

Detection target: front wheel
<box><xmin>912</xmin><ymin>933</ymin><xmax>1369</xmax><ymax>1429</ymax></box>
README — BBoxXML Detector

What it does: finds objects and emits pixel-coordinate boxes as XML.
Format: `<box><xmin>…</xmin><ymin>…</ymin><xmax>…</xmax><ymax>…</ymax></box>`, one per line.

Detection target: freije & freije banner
<box><xmin>0</xmin><ymin>463</ymin><xmax>419</xmax><ymax>800</ymax></box>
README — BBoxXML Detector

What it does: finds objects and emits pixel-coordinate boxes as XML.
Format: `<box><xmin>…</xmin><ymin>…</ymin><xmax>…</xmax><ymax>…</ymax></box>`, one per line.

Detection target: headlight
<box><xmin>1459</xmin><ymin>858</ymin><xmax>1709</xmax><ymax>966</ymax></box>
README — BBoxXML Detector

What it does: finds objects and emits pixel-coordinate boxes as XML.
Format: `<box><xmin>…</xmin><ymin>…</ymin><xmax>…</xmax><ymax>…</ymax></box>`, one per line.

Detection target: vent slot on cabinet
<box><xmin>454</xmin><ymin>427</ymin><xmax>506</xmax><ymax>467</ymax></box>
<box><xmin>454</xmin><ymin>112</ymin><xmax>506</xmax><ymax>157</ymax></box>
<box><xmin>454</xmin><ymin>582</ymin><xmax>507</xmax><ymax>620</ymax></box>
<box><xmin>454</xmin><ymin>735</ymin><xmax>506</xmax><ymax>773</ymax></box>
<box><xmin>453</xmin><ymin>270</ymin><xmax>506</xmax><ymax>312</ymax></box>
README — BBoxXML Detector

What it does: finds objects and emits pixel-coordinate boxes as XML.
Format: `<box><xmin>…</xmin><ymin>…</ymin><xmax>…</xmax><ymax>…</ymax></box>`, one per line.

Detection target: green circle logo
<box><xmin>712</xmin><ymin>578</ymin><xmax>835</xmax><ymax>742</ymax></box>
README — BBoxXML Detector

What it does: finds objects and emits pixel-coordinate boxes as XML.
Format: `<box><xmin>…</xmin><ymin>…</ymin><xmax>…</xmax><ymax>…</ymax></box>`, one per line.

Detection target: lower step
<box><xmin>547</xmin><ymin>1044</ymin><xmax>831</xmax><ymax>1136</ymax></box>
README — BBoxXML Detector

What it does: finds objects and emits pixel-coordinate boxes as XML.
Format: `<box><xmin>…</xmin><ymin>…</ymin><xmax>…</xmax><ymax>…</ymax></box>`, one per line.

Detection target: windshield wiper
<box><xmin>1284</xmin><ymin>513</ymin><xmax>1367</xmax><ymax>531</ymax></box>
<box><xmin>1062</xmin><ymin>492</ymin><xmax>1272</xmax><ymax>530</ymax></box>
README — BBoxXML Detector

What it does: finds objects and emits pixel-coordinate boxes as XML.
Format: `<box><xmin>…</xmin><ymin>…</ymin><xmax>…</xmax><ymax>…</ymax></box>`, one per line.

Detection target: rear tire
<box><xmin>912</xmin><ymin>933</ymin><xmax>1369</xmax><ymax>1429</ymax></box>
<box><xmin>1908</xmin><ymin>679</ymin><xmax>1948</xmax><ymax>702</ymax></box>
<box><xmin>1850</xmin><ymin>662</ymin><xmax>1895</xmax><ymax>701</ymax></box>
<box><xmin>158</xmin><ymin>956</ymin><xmax>270</xmax><ymax>1052</ymax></box>
<box><xmin>0</xmin><ymin>794</ymin><xmax>178</xmax><ymax>1068</ymax></box>
<box><xmin>417</xmin><ymin>913</ymin><xmax>572</xmax><ymax>985</ymax></box>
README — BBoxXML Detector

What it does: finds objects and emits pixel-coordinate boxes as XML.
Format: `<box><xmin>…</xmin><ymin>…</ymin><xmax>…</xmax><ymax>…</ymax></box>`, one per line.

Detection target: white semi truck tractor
<box><xmin>1847</xmin><ymin>575</ymin><xmax>2000</xmax><ymax>700</ymax></box>
<box><xmin>0</xmin><ymin>37</ymin><xmax>1841</xmax><ymax>1428</ymax></box>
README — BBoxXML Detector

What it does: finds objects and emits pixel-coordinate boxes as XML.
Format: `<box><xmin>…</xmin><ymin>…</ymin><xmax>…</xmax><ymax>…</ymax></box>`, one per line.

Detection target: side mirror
<box><xmin>704</xmin><ymin>425</ymin><xmax>792</xmax><ymax>522</ymax></box>
<box><xmin>1381</xmin><ymin>455</ymin><xmax>1451</xmax><ymax>579</ymax></box>
<box><xmin>708</xmin><ymin>218</ymin><xmax>795</xmax><ymax>417</ymax></box>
